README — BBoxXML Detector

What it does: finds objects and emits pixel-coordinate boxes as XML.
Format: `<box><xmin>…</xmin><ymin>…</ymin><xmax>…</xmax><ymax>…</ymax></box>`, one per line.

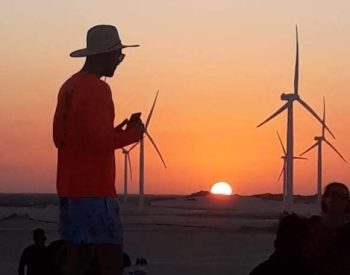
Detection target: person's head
<box><xmin>32</xmin><ymin>228</ymin><xmax>47</xmax><ymax>246</ymax></box>
<box><xmin>83</xmin><ymin>49</ymin><xmax>125</xmax><ymax>77</ymax></box>
<box><xmin>274</xmin><ymin>213</ymin><xmax>309</xmax><ymax>254</ymax></box>
<box><xmin>321</xmin><ymin>182</ymin><xmax>350</xmax><ymax>215</ymax></box>
<box><xmin>70</xmin><ymin>25</ymin><xmax>139</xmax><ymax>78</ymax></box>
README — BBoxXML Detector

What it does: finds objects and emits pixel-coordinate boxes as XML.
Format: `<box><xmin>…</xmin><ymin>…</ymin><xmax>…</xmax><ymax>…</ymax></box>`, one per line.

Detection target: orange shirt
<box><xmin>53</xmin><ymin>71</ymin><xmax>131</xmax><ymax>197</ymax></box>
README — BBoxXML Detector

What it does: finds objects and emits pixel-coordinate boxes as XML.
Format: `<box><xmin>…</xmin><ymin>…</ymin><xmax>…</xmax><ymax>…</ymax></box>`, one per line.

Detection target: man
<box><xmin>53</xmin><ymin>25</ymin><xmax>144</xmax><ymax>275</ymax></box>
<box><xmin>18</xmin><ymin>228</ymin><xmax>49</xmax><ymax>275</ymax></box>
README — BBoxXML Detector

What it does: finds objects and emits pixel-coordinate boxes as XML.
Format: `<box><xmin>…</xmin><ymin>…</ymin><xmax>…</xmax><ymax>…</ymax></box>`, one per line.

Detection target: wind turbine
<box><xmin>257</xmin><ymin>26</ymin><xmax>334</xmax><ymax>211</ymax></box>
<box><xmin>139</xmin><ymin>90</ymin><xmax>167</xmax><ymax>208</ymax></box>
<box><xmin>121</xmin><ymin>142</ymin><xmax>138</xmax><ymax>204</ymax></box>
<box><xmin>276</xmin><ymin>131</ymin><xmax>306</xmax><ymax>208</ymax></box>
<box><xmin>300</xmin><ymin>97</ymin><xmax>347</xmax><ymax>205</ymax></box>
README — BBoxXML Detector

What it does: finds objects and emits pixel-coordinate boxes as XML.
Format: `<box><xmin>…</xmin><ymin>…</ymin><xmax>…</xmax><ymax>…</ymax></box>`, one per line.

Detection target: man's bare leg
<box><xmin>66</xmin><ymin>244</ymin><xmax>94</xmax><ymax>275</ymax></box>
<box><xmin>95</xmin><ymin>244</ymin><xmax>123</xmax><ymax>275</ymax></box>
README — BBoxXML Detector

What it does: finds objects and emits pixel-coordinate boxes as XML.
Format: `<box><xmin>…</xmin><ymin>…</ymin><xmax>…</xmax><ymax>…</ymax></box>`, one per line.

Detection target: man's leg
<box><xmin>65</xmin><ymin>244</ymin><xmax>94</xmax><ymax>275</ymax></box>
<box><xmin>94</xmin><ymin>244</ymin><xmax>123</xmax><ymax>275</ymax></box>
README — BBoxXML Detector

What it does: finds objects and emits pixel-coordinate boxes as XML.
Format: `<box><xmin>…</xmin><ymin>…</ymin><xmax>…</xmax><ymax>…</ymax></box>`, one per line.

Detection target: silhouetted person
<box><xmin>249</xmin><ymin>213</ymin><xmax>320</xmax><ymax>275</ymax></box>
<box><xmin>308</xmin><ymin>182</ymin><xmax>350</xmax><ymax>275</ymax></box>
<box><xmin>53</xmin><ymin>25</ymin><xmax>144</xmax><ymax>275</ymax></box>
<box><xmin>18</xmin><ymin>228</ymin><xmax>49</xmax><ymax>275</ymax></box>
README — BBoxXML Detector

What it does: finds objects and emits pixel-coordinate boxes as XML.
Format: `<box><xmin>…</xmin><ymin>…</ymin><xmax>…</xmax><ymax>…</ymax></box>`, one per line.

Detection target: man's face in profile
<box><xmin>104</xmin><ymin>49</ymin><xmax>124</xmax><ymax>77</ymax></box>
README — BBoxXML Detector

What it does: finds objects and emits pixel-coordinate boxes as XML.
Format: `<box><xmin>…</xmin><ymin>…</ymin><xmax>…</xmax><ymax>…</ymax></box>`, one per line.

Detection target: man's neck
<box><xmin>81</xmin><ymin>62</ymin><xmax>103</xmax><ymax>78</ymax></box>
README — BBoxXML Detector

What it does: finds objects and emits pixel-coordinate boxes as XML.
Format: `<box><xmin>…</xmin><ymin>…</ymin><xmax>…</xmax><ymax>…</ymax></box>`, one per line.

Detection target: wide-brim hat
<box><xmin>70</xmin><ymin>25</ymin><xmax>139</xmax><ymax>58</ymax></box>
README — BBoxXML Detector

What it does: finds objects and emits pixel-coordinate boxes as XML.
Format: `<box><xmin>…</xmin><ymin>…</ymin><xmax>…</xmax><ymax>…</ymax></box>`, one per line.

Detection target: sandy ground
<box><xmin>0</xmin><ymin>194</ymin><xmax>319</xmax><ymax>275</ymax></box>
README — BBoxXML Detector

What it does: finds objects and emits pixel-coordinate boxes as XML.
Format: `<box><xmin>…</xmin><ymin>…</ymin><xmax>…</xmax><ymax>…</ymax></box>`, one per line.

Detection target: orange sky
<box><xmin>1</xmin><ymin>1</ymin><xmax>350</xmax><ymax>195</ymax></box>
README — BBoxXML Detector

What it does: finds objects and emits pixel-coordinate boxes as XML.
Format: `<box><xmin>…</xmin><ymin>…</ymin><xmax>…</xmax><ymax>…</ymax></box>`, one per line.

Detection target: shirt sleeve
<box><xmin>53</xmin><ymin>82</ymin><xmax>73</xmax><ymax>149</ymax></box>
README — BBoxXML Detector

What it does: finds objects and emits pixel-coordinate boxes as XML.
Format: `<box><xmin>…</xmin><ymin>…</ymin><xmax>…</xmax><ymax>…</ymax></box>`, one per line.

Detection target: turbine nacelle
<box><xmin>281</xmin><ymin>155</ymin><xmax>306</xmax><ymax>160</ymax></box>
<box><xmin>281</xmin><ymin>93</ymin><xmax>299</xmax><ymax>101</ymax></box>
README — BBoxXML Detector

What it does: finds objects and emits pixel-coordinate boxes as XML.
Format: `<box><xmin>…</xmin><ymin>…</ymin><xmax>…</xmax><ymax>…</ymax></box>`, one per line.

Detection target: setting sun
<box><xmin>210</xmin><ymin>182</ymin><xmax>233</xmax><ymax>195</ymax></box>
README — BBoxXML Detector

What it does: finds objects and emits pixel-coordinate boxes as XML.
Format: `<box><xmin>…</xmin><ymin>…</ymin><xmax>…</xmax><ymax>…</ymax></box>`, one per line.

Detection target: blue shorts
<box><xmin>59</xmin><ymin>197</ymin><xmax>123</xmax><ymax>245</ymax></box>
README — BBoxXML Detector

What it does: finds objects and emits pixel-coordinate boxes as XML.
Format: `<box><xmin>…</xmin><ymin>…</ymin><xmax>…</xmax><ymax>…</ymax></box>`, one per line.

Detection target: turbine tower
<box><xmin>139</xmin><ymin>91</ymin><xmax>167</xmax><ymax>208</ymax></box>
<box><xmin>257</xmin><ymin>26</ymin><xmax>333</xmax><ymax>211</ymax></box>
<box><xmin>121</xmin><ymin>142</ymin><xmax>138</xmax><ymax>203</ymax></box>
<box><xmin>300</xmin><ymin>97</ymin><xmax>346</xmax><ymax>205</ymax></box>
<box><xmin>276</xmin><ymin>131</ymin><xmax>306</xmax><ymax>209</ymax></box>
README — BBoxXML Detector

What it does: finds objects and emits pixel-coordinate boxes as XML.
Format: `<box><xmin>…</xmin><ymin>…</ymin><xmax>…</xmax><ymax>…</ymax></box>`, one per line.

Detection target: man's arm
<box><xmin>112</xmin><ymin>123</ymin><xmax>144</xmax><ymax>149</ymax></box>
<box><xmin>53</xmin><ymin>86</ymin><xmax>69</xmax><ymax>148</ymax></box>
<box><xmin>18</xmin><ymin>249</ymin><xmax>27</xmax><ymax>275</ymax></box>
<box><xmin>91</xmin><ymin>83</ymin><xmax>144</xmax><ymax>150</ymax></box>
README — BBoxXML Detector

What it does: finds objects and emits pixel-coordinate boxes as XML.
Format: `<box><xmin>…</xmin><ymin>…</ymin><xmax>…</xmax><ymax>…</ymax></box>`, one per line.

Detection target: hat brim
<box><xmin>70</xmin><ymin>44</ymin><xmax>139</xmax><ymax>58</ymax></box>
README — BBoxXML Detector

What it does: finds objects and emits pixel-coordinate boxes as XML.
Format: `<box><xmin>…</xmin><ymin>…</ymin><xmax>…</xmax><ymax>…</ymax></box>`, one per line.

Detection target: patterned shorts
<box><xmin>59</xmin><ymin>197</ymin><xmax>123</xmax><ymax>245</ymax></box>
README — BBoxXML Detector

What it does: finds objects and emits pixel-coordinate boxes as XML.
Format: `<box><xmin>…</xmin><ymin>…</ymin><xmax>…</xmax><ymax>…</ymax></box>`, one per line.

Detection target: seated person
<box><xmin>308</xmin><ymin>182</ymin><xmax>350</xmax><ymax>275</ymax></box>
<box><xmin>249</xmin><ymin>213</ymin><xmax>320</xmax><ymax>275</ymax></box>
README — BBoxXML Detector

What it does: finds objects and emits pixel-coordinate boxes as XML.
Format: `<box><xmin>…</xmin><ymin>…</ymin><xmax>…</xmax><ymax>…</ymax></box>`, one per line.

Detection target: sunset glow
<box><xmin>1</xmin><ymin>1</ymin><xmax>350</xmax><ymax>195</ymax></box>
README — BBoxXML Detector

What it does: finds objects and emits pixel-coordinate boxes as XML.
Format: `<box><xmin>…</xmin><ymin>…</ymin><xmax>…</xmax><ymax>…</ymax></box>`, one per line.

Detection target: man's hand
<box><xmin>114</xmin><ymin>119</ymin><xmax>128</xmax><ymax>132</ymax></box>
<box><xmin>128</xmin><ymin>118</ymin><xmax>144</xmax><ymax>137</ymax></box>
<box><xmin>126</xmin><ymin>116</ymin><xmax>144</xmax><ymax>144</ymax></box>
<box><xmin>126</xmin><ymin>112</ymin><xmax>144</xmax><ymax>139</ymax></box>
<box><xmin>112</xmin><ymin>115</ymin><xmax>144</xmax><ymax>148</ymax></box>
<box><xmin>126</xmin><ymin>112</ymin><xmax>141</xmax><ymax>129</ymax></box>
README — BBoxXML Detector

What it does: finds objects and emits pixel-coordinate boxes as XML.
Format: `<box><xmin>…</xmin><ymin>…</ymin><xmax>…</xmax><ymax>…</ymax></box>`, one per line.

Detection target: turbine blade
<box><xmin>322</xmin><ymin>96</ymin><xmax>326</xmax><ymax>138</ymax></box>
<box><xmin>293</xmin><ymin>156</ymin><xmax>307</xmax><ymax>160</ymax></box>
<box><xmin>323</xmin><ymin>96</ymin><xmax>326</xmax><ymax>122</ymax></box>
<box><xmin>145</xmin><ymin>90</ymin><xmax>159</xmax><ymax>129</ymax></box>
<box><xmin>294</xmin><ymin>25</ymin><xmax>299</xmax><ymax>95</ymax></box>
<box><xmin>324</xmin><ymin>139</ymin><xmax>347</xmax><ymax>163</ymax></box>
<box><xmin>297</xmin><ymin>98</ymin><xmax>336</xmax><ymax>139</ymax></box>
<box><xmin>300</xmin><ymin>142</ymin><xmax>318</xmax><ymax>156</ymax></box>
<box><xmin>145</xmin><ymin>131</ymin><xmax>167</xmax><ymax>168</ymax></box>
<box><xmin>127</xmin><ymin>153</ymin><xmax>133</xmax><ymax>180</ymax></box>
<box><xmin>277</xmin><ymin>165</ymin><xmax>284</xmax><ymax>183</ymax></box>
<box><xmin>257</xmin><ymin>102</ymin><xmax>289</xmax><ymax>128</ymax></box>
<box><xmin>129</xmin><ymin>141</ymin><xmax>139</xmax><ymax>152</ymax></box>
<box><xmin>276</xmin><ymin>131</ymin><xmax>286</xmax><ymax>155</ymax></box>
